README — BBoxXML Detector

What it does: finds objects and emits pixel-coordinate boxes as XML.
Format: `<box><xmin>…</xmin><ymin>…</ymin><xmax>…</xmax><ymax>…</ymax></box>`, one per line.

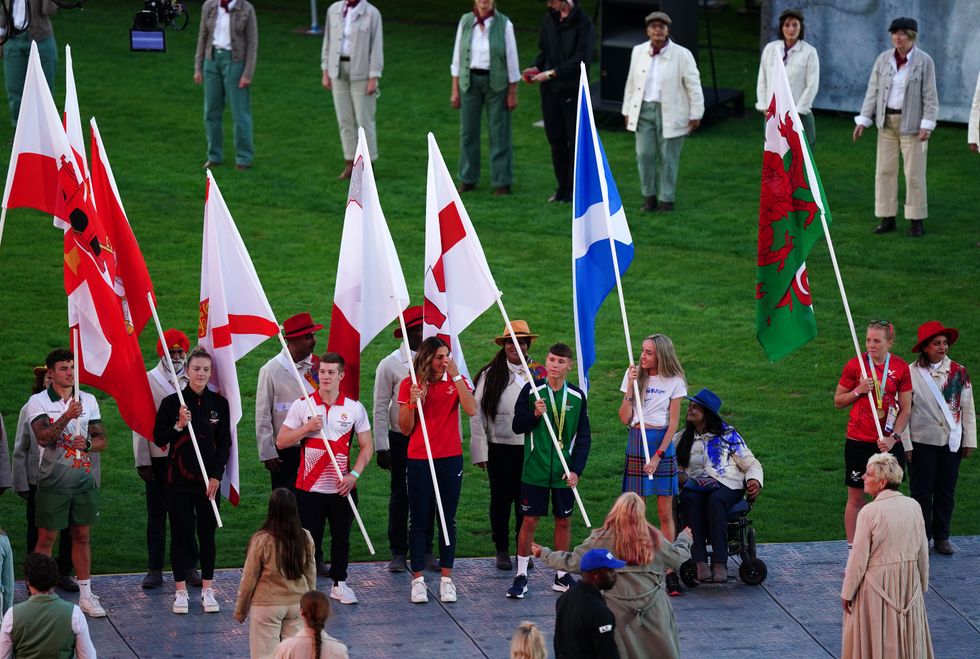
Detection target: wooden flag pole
<box><xmin>494</xmin><ymin>296</ymin><xmax>591</xmax><ymax>527</ymax></box>
<box><xmin>147</xmin><ymin>293</ymin><xmax>223</xmax><ymax>527</ymax></box>
<box><xmin>396</xmin><ymin>310</ymin><xmax>452</xmax><ymax>546</ymax></box>
<box><xmin>275</xmin><ymin>332</ymin><xmax>375</xmax><ymax>555</ymax></box>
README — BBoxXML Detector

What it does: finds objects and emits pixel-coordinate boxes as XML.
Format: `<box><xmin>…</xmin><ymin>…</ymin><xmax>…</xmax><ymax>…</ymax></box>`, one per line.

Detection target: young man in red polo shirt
<box><xmin>277</xmin><ymin>352</ymin><xmax>374</xmax><ymax>604</ymax></box>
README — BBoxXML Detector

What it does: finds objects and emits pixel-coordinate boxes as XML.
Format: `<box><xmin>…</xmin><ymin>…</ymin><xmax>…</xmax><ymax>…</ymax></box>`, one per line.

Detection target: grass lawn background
<box><xmin>0</xmin><ymin>0</ymin><xmax>977</xmax><ymax>575</ymax></box>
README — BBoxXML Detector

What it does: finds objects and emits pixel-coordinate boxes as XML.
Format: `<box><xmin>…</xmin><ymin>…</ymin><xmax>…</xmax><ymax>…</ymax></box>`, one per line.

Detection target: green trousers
<box><xmin>3</xmin><ymin>33</ymin><xmax>57</xmax><ymax>128</ymax></box>
<box><xmin>458</xmin><ymin>73</ymin><xmax>512</xmax><ymax>188</ymax></box>
<box><xmin>204</xmin><ymin>49</ymin><xmax>253</xmax><ymax>166</ymax></box>
<box><xmin>635</xmin><ymin>101</ymin><xmax>684</xmax><ymax>202</ymax></box>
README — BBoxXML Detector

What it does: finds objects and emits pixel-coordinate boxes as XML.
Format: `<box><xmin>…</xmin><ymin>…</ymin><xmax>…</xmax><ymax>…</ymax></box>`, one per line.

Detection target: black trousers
<box><xmin>146</xmin><ymin>457</ymin><xmax>198</xmax><ymax>571</ymax></box>
<box><xmin>269</xmin><ymin>445</ymin><xmax>301</xmax><ymax>492</ymax></box>
<box><xmin>297</xmin><ymin>488</ymin><xmax>357</xmax><ymax>582</ymax></box>
<box><xmin>909</xmin><ymin>442</ymin><xmax>963</xmax><ymax>542</ymax></box>
<box><xmin>487</xmin><ymin>443</ymin><xmax>524</xmax><ymax>553</ymax></box>
<box><xmin>387</xmin><ymin>432</ymin><xmax>434</xmax><ymax>557</ymax></box>
<box><xmin>408</xmin><ymin>456</ymin><xmax>463</xmax><ymax>572</ymax></box>
<box><xmin>679</xmin><ymin>484</ymin><xmax>744</xmax><ymax>564</ymax></box>
<box><xmin>540</xmin><ymin>86</ymin><xmax>577</xmax><ymax>201</ymax></box>
<box><xmin>26</xmin><ymin>484</ymin><xmax>72</xmax><ymax>576</ymax></box>
<box><xmin>166</xmin><ymin>488</ymin><xmax>219</xmax><ymax>582</ymax></box>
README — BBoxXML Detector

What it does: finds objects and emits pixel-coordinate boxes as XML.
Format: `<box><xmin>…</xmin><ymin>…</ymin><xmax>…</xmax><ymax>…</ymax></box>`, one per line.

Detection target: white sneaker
<box><xmin>330</xmin><ymin>581</ymin><xmax>358</xmax><ymax>605</ymax></box>
<box><xmin>79</xmin><ymin>593</ymin><xmax>106</xmax><ymax>618</ymax></box>
<box><xmin>439</xmin><ymin>577</ymin><xmax>457</xmax><ymax>603</ymax></box>
<box><xmin>172</xmin><ymin>590</ymin><xmax>189</xmax><ymax>615</ymax></box>
<box><xmin>411</xmin><ymin>576</ymin><xmax>428</xmax><ymax>603</ymax></box>
<box><xmin>201</xmin><ymin>587</ymin><xmax>219</xmax><ymax>613</ymax></box>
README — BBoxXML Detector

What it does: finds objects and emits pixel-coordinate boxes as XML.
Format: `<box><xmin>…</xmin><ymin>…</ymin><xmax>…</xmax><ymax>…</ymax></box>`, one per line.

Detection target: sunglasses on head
<box><xmin>868</xmin><ymin>320</ymin><xmax>891</xmax><ymax>328</ymax></box>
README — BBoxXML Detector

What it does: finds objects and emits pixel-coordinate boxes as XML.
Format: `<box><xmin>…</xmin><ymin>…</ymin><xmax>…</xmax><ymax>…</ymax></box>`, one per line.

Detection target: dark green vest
<box><xmin>10</xmin><ymin>594</ymin><xmax>77</xmax><ymax>659</ymax></box>
<box><xmin>458</xmin><ymin>11</ymin><xmax>509</xmax><ymax>93</ymax></box>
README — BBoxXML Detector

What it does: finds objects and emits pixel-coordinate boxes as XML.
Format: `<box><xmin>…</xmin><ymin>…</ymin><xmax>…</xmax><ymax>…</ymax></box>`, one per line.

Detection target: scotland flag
<box><xmin>572</xmin><ymin>65</ymin><xmax>634</xmax><ymax>393</ymax></box>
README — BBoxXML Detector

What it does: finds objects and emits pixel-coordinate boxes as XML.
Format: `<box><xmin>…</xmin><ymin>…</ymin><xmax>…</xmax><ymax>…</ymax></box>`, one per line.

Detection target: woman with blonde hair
<box><xmin>273</xmin><ymin>590</ymin><xmax>348</xmax><ymax>658</ymax></box>
<box><xmin>234</xmin><ymin>488</ymin><xmax>316</xmax><ymax>658</ymax></box>
<box><xmin>535</xmin><ymin>492</ymin><xmax>692</xmax><ymax>658</ymax></box>
<box><xmin>618</xmin><ymin>333</ymin><xmax>686</xmax><ymax>595</ymax></box>
<box><xmin>510</xmin><ymin>621</ymin><xmax>547</xmax><ymax>659</ymax></box>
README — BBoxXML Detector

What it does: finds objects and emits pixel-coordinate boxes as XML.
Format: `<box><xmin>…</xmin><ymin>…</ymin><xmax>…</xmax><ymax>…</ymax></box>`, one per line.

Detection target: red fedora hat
<box><xmin>912</xmin><ymin>321</ymin><xmax>959</xmax><ymax>353</ymax></box>
<box><xmin>394</xmin><ymin>306</ymin><xmax>424</xmax><ymax>338</ymax></box>
<box><xmin>283</xmin><ymin>312</ymin><xmax>324</xmax><ymax>339</ymax></box>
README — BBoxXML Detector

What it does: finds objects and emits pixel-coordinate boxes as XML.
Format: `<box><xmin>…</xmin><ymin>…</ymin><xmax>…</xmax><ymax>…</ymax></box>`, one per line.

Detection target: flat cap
<box><xmin>888</xmin><ymin>17</ymin><xmax>918</xmax><ymax>33</ymax></box>
<box><xmin>645</xmin><ymin>11</ymin><xmax>671</xmax><ymax>26</ymax></box>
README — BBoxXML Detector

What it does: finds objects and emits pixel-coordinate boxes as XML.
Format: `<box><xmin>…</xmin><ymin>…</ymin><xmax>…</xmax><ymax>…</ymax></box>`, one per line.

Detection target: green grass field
<box><xmin>0</xmin><ymin>1</ymin><xmax>977</xmax><ymax>575</ymax></box>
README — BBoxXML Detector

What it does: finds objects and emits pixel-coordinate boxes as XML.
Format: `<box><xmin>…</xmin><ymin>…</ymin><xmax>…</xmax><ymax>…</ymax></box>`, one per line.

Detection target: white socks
<box><xmin>517</xmin><ymin>555</ymin><xmax>530</xmax><ymax>576</ymax></box>
<box><xmin>78</xmin><ymin>579</ymin><xmax>92</xmax><ymax>599</ymax></box>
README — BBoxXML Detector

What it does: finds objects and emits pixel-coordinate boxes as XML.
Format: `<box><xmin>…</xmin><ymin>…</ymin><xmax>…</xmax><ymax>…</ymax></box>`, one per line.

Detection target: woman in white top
<box><xmin>756</xmin><ymin>8</ymin><xmax>819</xmax><ymax>144</ymax></box>
<box><xmin>273</xmin><ymin>590</ymin><xmax>348</xmax><ymax>659</ymax></box>
<box><xmin>618</xmin><ymin>334</ymin><xmax>687</xmax><ymax>595</ymax></box>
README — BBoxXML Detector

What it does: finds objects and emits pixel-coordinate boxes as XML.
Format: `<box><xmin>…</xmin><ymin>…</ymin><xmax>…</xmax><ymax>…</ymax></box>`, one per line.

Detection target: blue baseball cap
<box><xmin>580</xmin><ymin>549</ymin><xmax>627</xmax><ymax>572</ymax></box>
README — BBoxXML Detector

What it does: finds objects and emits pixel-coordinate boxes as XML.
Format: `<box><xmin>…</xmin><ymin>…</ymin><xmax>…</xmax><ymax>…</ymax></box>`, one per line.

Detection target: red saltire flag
<box><xmin>60</xmin><ymin>157</ymin><xmax>157</xmax><ymax>438</ymax></box>
<box><xmin>199</xmin><ymin>171</ymin><xmax>279</xmax><ymax>506</ymax></box>
<box><xmin>90</xmin><ymin>118</ymin><xmax>156</xmax><ymax>334</ymax></box>
<box><xmin>1</xmin><ymin>42</ymin><xmax>75</xmax><ymax>242</ymax></box>
<box><xmin>755</xmin><ymin>54</ymin><xmax>831</xmax><ymax>361</ymax></box>
<box><xmin>422</xmin><ymin>133</ymin><xmax>499</xmax><ymax>378</ymax></box>
<box><xmin>327</xmin><ymin>127</ymin><xmax>410</xmax><ymax>400</ymax></box>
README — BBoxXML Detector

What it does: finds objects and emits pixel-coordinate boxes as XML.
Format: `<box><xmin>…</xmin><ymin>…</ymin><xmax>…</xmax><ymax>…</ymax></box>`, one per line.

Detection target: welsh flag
<box><xmin>327</xmin><ymin>127</ymin><xmax>410</xmax><ymax>400</ymax></box>
<box><xmin>199</xmin><ymin>171</ymin><xmax>279</xmax><ymax>505</ymax></box>
<box><xmin>756</xmin><ymin>56</ymin><xmax>830</xmax><ymax>361</ymax></box>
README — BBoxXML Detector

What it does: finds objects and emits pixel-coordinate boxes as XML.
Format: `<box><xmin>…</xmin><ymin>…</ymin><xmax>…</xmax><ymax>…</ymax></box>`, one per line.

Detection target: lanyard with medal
<box><xmin>866</xmin><ymin>352</ymin><xmax>891</xmax><ymax>420</ymax></box>
<box><xmin>546</xmin><ymin>382</ymin><xmax>568</xmax><ymax>450</ymax></box>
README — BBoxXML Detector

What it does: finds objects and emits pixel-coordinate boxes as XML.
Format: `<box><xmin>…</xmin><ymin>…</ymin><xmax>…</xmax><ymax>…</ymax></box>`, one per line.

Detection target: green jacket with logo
<box><xmin>513</xmin><ymin>380</ymin><xmax>591</xmax><ymax>488</ymax></box>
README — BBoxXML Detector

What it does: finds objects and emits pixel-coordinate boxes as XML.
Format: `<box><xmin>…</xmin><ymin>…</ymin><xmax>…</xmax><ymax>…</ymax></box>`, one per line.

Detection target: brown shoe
<box><xmin>493</xmin><ymin>185</ymin><xmax>511</xmax><ymax>196</ymax></box>
<box><xmin>872</xmin><ymin>217</ymin><xmax>896</xmax><ymax>234</ymax></box>
<box><xmin>458</xmin><ymin>182</ymin><xmax>477</xmax><ymax>193</ymax></box>
<box><xmin>337</xmin><ymin>160</ymin><xmax>354</xmax><ymax>180</ymax></box>
<box><xmin>934</xmin><ymin>538</ymin><xmax>954</xmax><ymax>555</ymax></box>
<box><xmin>655</xmin><ymin>201</ymin><xmax>675</xmax><ymax>212</ymax></box>
<box><xmin>907</xmin><ymin>219</ymin><xmax>924</xmax><ymax>237</ymax></box>
<box><xmin>640</xmin><ymin>195</ymin><xmax>658</xmax><ymax>212</ymax></box>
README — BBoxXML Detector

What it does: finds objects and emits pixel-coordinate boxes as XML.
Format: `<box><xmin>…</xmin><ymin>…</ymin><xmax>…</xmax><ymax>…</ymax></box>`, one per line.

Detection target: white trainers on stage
<box><xmin>172</xmin><ymin>590</ymin><xmax>189</xmax><ymax>615</ymax></box>
<box><xmin>330</xmin><ymin>581</ymin><xmax>358</xmax><ymax>605</ymax></box>
<box><xmin>439</xmin><ymin>577</ymin><xmax>457</xmax><ymax>603</ymax></box>
<box><xmin>202</xmin><ymin>587</ymin><xmax>220</xmax><ymax>613</ymax></box>
<box><xmin>411</xmin><ymin>576</ymin><xmax>428</xmax><ymax>603</ymax></box>
<box><xmin>79</xmin><ymin>593</ymin><xmax>106</xmax><ymax>618</ymax></box>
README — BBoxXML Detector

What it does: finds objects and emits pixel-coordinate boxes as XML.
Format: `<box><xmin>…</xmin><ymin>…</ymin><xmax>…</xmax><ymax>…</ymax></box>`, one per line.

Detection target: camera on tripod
<box><xmin>130</xmin><ymin>0</ymin><xmax>189</xmax><ymax>53</ymax></box>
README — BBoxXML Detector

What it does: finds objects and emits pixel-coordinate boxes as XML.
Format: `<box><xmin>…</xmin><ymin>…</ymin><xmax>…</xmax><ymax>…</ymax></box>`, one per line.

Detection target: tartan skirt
<box><xmin>622</xmin><ymin>427</ymin><xmax>678</xmax><ymax>497</ymax></box>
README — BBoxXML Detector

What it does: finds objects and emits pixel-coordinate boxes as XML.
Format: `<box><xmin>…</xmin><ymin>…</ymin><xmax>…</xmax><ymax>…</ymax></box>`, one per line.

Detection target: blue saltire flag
<box><xmin>572</xmin><ymin>64</ymin><xmax>634</xmax><ymax>393</ymax></box>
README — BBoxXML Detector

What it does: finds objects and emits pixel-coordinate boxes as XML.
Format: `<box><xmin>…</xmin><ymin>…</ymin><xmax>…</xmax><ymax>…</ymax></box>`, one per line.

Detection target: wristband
<box><xmin>174</xmin><ymin>423</ymin><xmax>182</xmax><ymax>431</ymax></box>
<box><xmin>452</xmin><ymin>374</ymin><xmax>463</xmax><ymax>383</ymax></box>
<box><xmin>84</xmin><ymin>438</ymin><xmax>93</xmax><ymax>452</ymax></box>
<box><xmin>655</xmin><ymin>449</ymin><xmax>665</xmax><ymax>458</ymax></box>
<box><xmin>853</xmin><ymin>390</ymin><xmax>860</xmax><ymax>398</ymax></box>
<box><xmin>349</xmin><ymin>470</ymin><xmax>360</xmax><ymax>479</ymax></box>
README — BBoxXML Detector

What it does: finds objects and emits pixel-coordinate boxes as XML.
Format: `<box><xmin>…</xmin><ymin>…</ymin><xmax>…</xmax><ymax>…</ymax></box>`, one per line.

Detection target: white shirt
<box><xmin>0</xmin><ymin>600</ymin><xmax>97</xmax><ymax>659</ymax></box>
<box><xmin>341</xmin><ymin>1</ymin><xmax>364</xmax><ymax>57</ymax></box>
<box><xmin>282</xmin><ymin>393</ymin><xmax>369</xmax><ymax>494</ymax></box>
<box><xmin>642</xmin><ymin>41</ymin><xmax>669</xmax><ymax>102</ymax></box>
<box><xmin>886</xmin><ymin>47</ymin><xmax>914</xmax><ymax>111</ymax></box>
<box><xmin>212</xmin><ymin>0</ymin><xmax>237</xmax><ymax>50</ymax></box>
<box><xmin>12</xmin><ymin>0</ymin><xmax>26</xmax><ymax>30</ymax></box>
<box><xmin>450</xmin><ymin>15</ymin><xmax>521</xmax><ymax>84</ymax></box>
<box><xmin>620</xmin><ymin>371</ymin><xmax>687</xmax><ymax>426</ymax></box>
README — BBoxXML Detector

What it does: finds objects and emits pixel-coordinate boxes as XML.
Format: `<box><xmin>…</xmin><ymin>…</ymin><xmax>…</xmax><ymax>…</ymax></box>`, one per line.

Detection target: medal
<box><xmin>547</xmin><ymin>383</ymin><xmax>568</xmax><ymax>451</ymax></box>
<box><xmin>866</xmin><ymin>352</ymin><xmax>891</xmax><ymax>419</ymax></box>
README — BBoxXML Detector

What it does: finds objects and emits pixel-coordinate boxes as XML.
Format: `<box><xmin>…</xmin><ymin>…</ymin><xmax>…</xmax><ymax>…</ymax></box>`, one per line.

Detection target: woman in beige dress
<box><xmin>534</xmin><ymin>492</ymin><xmax>691</xmax><ymax>659</ymax></box>
<box><xmin>841</xmin><ymin>453</ymin><xmax>933</xmax><ymax>659</ymax></box>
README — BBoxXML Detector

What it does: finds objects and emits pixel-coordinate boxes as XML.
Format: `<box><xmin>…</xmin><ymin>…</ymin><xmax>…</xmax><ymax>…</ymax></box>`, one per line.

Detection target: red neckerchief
<box><xmin>649</xmin><ymin>38</ymin><xmax>668</xmax><ymax>58</ymax></box>
<box><xmin>894</xmin><ymin>48</ymin><xmax>909</xmax><ymax>71</ymax></box>
<box><xmin>343</xmin><ymin>0</ymin><xmax>361</xmax><ymax>18</ymax></box>
<box><xmin>474</xmin><ymin>8</ymin><xmax>495</xmax><ymax>31</ymax></box>
<box><xmin>782</xmin><ymin>41</ymin><xmax>795</xmax><ymax>63</ymax></box>
<box><xmin>219</xmin><ymin>0</ymin><xmax>231</xmax><ymax>11</ymax></box>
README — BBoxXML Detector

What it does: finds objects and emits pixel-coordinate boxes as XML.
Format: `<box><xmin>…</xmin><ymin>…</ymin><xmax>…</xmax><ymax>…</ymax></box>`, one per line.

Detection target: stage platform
<box><xmin>14</xmin><ymin>536</ymin><xmax>979</xmax><ymax>658</ymax></box>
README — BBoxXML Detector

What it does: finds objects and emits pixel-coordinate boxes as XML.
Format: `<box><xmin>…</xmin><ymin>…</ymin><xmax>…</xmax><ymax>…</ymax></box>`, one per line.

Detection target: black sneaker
<box><xmin>142</xmin><ymin>569</ymin><xmax>164</xmax><ymax>589</ymax></box>
<box><xmin>186</xmin><ymin>568</ymin><xmax>203</xmax><ymax>587</ymax></box>
<box><xmin>57</xmin><ymin>575</ymin><xmax>79</xmax><ymax>593</ymax></box>
<box><xmin>552</xmin><ymin>573</ymin><xmax>576</xmax><ymax>592</ymax></box>
<box><xmin>665</xmin><ymin>572</ymin><xmax>682</xmax><ymax>597</ymax></box>
<box><xmin>507</xmin><ymin>574</ymin><xmax>528</xmax><ymax>599</ymax></box>
<box><xmin>495</xmin><ymin>552</ymin><xmax>513</xmax><ymax>571</ymax></box>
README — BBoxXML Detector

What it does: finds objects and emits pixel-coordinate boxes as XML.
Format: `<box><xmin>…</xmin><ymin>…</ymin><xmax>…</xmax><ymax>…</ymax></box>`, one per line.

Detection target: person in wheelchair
<box><xmin>673</xmin><ymin>389</ymin><xmax>763</xmax><ymax>583</ymax></box>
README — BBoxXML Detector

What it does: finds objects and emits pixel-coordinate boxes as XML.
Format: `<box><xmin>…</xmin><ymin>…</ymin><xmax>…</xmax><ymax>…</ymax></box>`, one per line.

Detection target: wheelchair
<box><xmin>676</xmin><ymin>494</ymin><xmax>768</xmax><ymax>587</ymax></box>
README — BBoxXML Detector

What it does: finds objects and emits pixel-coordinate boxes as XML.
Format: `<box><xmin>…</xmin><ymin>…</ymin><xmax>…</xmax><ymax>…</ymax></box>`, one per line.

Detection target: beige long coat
<box><xmin>542</xmin><ymin>527</ymin><xmax>692</xmax><ymax>659</ymax></box>
<box><xmin>841</xmin><ymin>490</ymin><xmax>933</xmax><ymax>659</ymax></box>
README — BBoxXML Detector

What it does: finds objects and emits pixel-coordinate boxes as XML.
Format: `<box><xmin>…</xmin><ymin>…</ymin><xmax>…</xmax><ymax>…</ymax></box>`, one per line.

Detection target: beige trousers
<box><xmin>875</xmin><ymin>114</ymin><xmax>928</xmax><ymax>220</ymax></box>
<box><xmin>248</xmin><ymin>603</ymin><xmax>303</xmax><ymax>659</ymax></box>
<box><xmin>331</xmin><ymin>61</ymin><xmax>378</xmax><ymax>161</ymax></box>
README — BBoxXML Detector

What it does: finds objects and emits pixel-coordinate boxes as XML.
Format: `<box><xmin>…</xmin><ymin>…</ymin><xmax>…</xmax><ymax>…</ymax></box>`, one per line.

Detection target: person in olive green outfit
<box><xmin>508</xmin><ymin>342</ymin><xmax>591</xmax><ymax>599</ymax></box>
<box><xmin>0</xmin><ymin>552</ymin><xmax>95</xmax><ymax>658</ymax></box>
<box><xmin>0</xmin><ymin>0</ymin><xmax>59</xmax><ymax>129</ymax></box>
<box><xmin>450</xmin><ymin>0</ymin><xmax>520</xmax><ymax>195</ymax></box>
<box><xmin>194</xmin><ymin>0</ymin><xmax>258</xmax><ymax>170</ymax></box>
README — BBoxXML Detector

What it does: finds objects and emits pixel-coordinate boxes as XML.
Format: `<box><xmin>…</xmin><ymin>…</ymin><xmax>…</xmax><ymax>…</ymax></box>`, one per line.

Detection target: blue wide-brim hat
<box><xmin>685</xmin><ymin>388</ymin><xmax>725</xmax><ymax>423</ymax></box>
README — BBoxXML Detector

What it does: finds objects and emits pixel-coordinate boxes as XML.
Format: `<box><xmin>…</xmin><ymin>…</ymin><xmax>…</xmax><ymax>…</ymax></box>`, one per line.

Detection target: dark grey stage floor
<box><xmin>14</xmin><ymin>536</ymin><xmax>979</xmax><ymax>658</ymax></box>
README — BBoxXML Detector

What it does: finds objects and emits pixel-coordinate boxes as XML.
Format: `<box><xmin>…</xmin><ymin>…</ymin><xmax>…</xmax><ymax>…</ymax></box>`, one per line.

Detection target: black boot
<box><xmin>907</xmin><ymin>219</ymin><xmax>924</xmax><ymax>237</ymax></box>
<box><xmin>640</xmin><ymin>195</ymin><xmax>657</xmax><ymax>212</ymax></box>
<box><xmin>872</xmin><ymin>216</ymin><xmax>896</xmax><ymax>234</ymax></box>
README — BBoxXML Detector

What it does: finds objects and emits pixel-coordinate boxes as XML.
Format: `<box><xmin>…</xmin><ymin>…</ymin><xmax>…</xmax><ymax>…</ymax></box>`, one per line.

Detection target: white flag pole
<box><xmin>396</xmin><ymin>310</ymin><xmax>451</xmax><ymax>546</ymax></box>
<box><xmin>274</xmin><ymin>332</ymin><xmax>375</xmax><ymax>554</ymax></box>
<box><xmin>494</xmin><ymin>297</ymin><xmax>592</xmax><ymax>527</ymax></box>
<box><xmin>147</xmin><ymin>294</ymin><xmax>223</xmax><ymax>527</ymax></box>
<box><xmin>0</xmin><ymin>207</ymin><xmax>7</xmax><ymax>246</ymax></box>
<box><xmin>71</xmin><ymin>327</ymin><xmax>82</xmax><ymax>460</ymax></box>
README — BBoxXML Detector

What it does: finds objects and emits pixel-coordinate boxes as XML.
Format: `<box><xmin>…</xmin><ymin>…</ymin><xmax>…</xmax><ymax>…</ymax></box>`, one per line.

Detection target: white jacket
<box><xmin>969</xmin><ymin>68</ymin><xmax>980</xmax><ymax>146</ymax></box>
<box><xmin>622</xmin><ymin>40</ymin><xmax>704</xmax><ymax>138</ymax></box>
<box><xmin>755</xmin><ymin>39</ymin><xmax>819</xmax><ymax>114</ymax></box>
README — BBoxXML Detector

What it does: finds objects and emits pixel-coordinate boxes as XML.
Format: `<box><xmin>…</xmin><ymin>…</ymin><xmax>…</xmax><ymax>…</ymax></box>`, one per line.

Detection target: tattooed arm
<box><xmin>30</xmin><ymin>399</ymin><xmax>82</xmax><ymax>447</ymax></box>
<box><xmin>87</xmin><ymin>421</ymin><xmax>107</xmax><ymax>453</ymax></box>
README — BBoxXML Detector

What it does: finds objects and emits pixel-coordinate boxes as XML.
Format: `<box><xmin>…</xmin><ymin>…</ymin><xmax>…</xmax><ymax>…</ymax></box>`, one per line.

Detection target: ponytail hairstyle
<box><xmin>300</xmin><ymin>590</ymin><xmax>330</xmax><ymax>658</ymax></box>
<box><xmin>510</xmin><ymin>620</ymin><xmax>547</xmax><ymax>659</ymax></box>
